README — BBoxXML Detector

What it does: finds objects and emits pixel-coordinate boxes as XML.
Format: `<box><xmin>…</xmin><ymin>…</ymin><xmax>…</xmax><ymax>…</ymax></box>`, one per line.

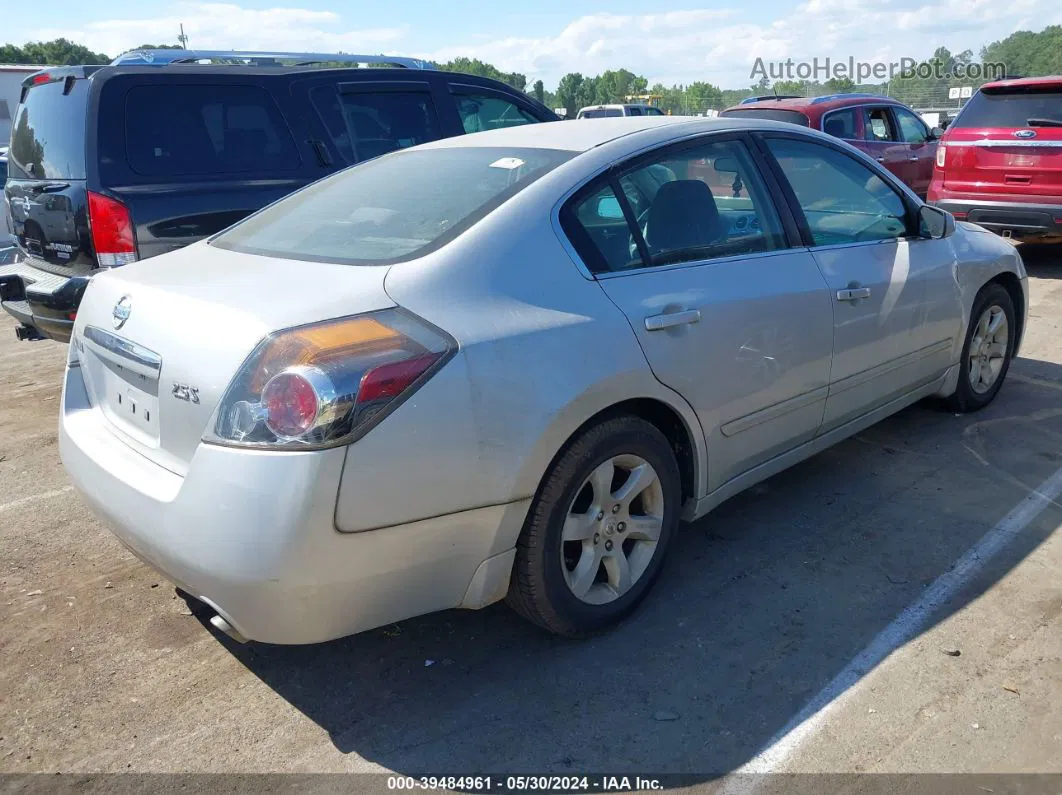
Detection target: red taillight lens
<box><xmin>87</xmin><ymin>191</ymin><xmax>137</xmax><ymax>267</ymax></box>
<box><xmin>30</xmin><ymin>73</ymin><xmax>53</xmax><ymax>86</ymax></box>
<box><xmin>953</xmin><ymin>212</ymin><xmax>968</xmax><ymax>220</ymax></box>
<box><xmin>262</xmin><ymin>371</ymin><xmax>320</xmax><ymax>438</ymax></box>
<box><xmin>208</xmin><ymin>310</ymin><xmax>456</xmax><ymax>449</ymax></box>
<box><xmin>358</xmin><ymin>354</ymin><xmax>442</xmax><ymax>404</ymax></box>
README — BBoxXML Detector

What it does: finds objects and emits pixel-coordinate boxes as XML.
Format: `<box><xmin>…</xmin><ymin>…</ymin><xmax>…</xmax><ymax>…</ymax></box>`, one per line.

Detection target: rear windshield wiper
<box><xmin>1027</xmin><ymin>117</ymin><xmax>1062</xmax><ymax>128</ymax></box>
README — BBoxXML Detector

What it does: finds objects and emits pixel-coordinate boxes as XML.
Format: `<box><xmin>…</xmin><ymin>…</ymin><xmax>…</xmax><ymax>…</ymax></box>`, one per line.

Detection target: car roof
<box><xmin>981</xmin><ymin>75</ymin><xmax>1062</xmax><ymax>91</ymax></box>
<box><xmin>417</xmin><ymin>115</ymin><xmax>804</xmax><ymax>153</ymax></box>
<box><xmin>725</xmin><ymin>93</ymin><xmax>903</xmax><ymax>116</ymax></box>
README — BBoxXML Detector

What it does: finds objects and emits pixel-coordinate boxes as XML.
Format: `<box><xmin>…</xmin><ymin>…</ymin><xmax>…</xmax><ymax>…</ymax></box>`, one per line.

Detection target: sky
<box><xmin>6</xmin><ymin>0</ymin><xmax>1062</xmax><ymax>89</ymax></box>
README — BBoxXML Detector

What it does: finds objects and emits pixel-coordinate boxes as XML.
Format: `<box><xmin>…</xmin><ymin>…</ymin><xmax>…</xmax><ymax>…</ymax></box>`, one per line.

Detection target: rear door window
<box><xmin>952</xmin><ymin>89</ymin><xmax>1062</xmax><ymax>128</ymax></box>
<box><xmin>862</xmin><ymin>107</ymin><xmax>897</xmax><ymax>141</ymax></box>
<box><xmin>453</xmin><ymin>91</ymin><xmax>539</xmax><ymax>133</ymax></box>
<box><xmin>125</xmin><ymin>84</ymin><xmax>300</xmax><ymax>176</ymax></box>
<box><xmin>9</xmin><ymin>78</ymin><xmax>90</xmax><ymax>180</ymax></box>
<box><xmin>310</xmin><ymin>84</ymin><xmax>440</xmax><ymax>164</ymax></box>
<box><xmin>564</xmin><ymin>138</ymin><xmax>787</xmax><ymax>273</ymax></box>
<box><xmin>821</xmin><ymin>108</ymin><xmax>859</xmax><ymax>139</ymax></box>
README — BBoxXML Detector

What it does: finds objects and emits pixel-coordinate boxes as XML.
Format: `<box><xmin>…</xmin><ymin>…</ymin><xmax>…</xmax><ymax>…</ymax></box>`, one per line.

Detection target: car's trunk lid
<box><xmin>72</xmin><ymin>241</ymin><xmax>394</xmax><ymax>475</ymax></box>
<box><xmin>943</xmin><ymin>87</ymin><xmax>1062</xmax><ymax>198</ymax></box>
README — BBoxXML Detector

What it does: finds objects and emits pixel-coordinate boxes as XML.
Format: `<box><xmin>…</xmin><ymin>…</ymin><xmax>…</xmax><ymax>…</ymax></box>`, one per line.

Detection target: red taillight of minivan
<box><xmin>87</xmin><ymin>191</ymin><xmax>138</xmax><ymax>267</ymax></box>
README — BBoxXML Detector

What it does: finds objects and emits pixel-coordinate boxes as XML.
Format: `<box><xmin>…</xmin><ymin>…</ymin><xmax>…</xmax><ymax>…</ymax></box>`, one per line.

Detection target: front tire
<box><xmin>507</xmin><ymin>415</ymin><xmax>681</xmax><ymax>637</ymax></box>
<box><xmin>947</xmin><ymin>283</ymin><xmax>1015</xmax><ymax>413</ymax></box>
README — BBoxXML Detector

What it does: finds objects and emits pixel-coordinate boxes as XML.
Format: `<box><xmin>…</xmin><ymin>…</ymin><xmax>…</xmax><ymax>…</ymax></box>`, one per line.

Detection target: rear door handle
<box><xmin>908</xmin><ymin>156</ymin><xmax>920</xmax><ymax>162</ymax></box>
<box><xmin>645</xmin><ymin>309</ymin><xmax>701</xmax><ymax>331</ymax></box>
<box><xmin>837</xmin><ymin>287</ymin><xmax>872</xmax><ymax>302</ymax></box>
<box><xmin>876</xmin><ymin>157</ymin><xmax>886</xmax><ymax>163</ymax></box>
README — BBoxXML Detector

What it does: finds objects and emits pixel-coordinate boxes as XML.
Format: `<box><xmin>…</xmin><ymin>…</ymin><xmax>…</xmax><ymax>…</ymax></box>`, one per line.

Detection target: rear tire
<box><xmin>507</xmin><ymin>415</ymin><xmax>681</xmax><ymax>637</ymax></box>
<box><xmin>946</xmin><ymin>283</ymin><xmax>1015</xmax><ymax>413</ymax></box>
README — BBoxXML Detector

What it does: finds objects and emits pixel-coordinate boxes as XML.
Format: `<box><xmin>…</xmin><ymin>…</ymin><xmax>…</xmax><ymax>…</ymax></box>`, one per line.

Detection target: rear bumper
<box><xmin>0</xmin><ymin>257</ymin><xmax>88</xmax><ymax>342</ymax></box>
<box><xmin>59</xmin><ymin>361</ymin><xmax>527</xmax><ymax>644</ymax></box>
<box><xmin>929</xmin><ymin>195</ymin><xmax>1062</xmax><ymax>239</ymax></box>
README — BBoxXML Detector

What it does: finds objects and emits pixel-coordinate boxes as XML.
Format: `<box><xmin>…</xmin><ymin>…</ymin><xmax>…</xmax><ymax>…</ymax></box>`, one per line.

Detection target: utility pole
<box><xmin>178</xmin><ymin>24</ymin><xmax>189</xmax><ymax>48</ymax></box>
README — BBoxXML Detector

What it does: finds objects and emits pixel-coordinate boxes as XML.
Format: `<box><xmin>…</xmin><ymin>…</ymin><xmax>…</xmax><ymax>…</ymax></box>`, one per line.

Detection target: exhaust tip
<box><xmin>209</xmin><ymin>614</ymin><xmax>249</xmax><ymax>644</ymax></box>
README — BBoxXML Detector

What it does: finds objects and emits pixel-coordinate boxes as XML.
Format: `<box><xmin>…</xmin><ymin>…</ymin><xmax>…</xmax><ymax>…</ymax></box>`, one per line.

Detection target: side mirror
<box><xmin>919</xmin><ymin>204</ymin><xmax>954</xmax><ymax>239</ymax></box>
<box><xmin>928</xmin><ymin>126</ymin><xmax>944</xmax><ymax>140</ymax></box>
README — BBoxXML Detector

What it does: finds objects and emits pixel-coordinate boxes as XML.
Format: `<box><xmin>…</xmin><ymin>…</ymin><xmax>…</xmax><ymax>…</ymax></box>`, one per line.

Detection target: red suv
<box><xmin>720</xmin><ymin>94</ymin><xmax>941</xmax><ymax>197</ymax></box>
<box><xmin>928</xmin><ymin>76</ymin><xmax>1062</xmax><ymax>242</ymax></box>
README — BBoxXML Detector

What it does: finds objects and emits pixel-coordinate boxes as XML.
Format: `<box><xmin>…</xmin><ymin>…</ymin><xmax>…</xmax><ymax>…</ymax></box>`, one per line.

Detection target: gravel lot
<box><xmin>2</xmin><ymin>246</ymin><xmax>1061</xmax><ymax>784</ymax></box>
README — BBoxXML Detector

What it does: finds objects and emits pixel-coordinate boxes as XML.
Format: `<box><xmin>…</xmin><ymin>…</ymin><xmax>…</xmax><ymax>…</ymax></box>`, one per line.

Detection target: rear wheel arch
<box><xmin>536</xmin><ymin>397</ymin><xmax>702</xmax><ymax>508</ymax></box>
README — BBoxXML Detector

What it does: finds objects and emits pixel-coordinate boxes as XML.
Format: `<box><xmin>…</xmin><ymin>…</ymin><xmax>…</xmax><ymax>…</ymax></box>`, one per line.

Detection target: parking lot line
<box><xmin>722</xmin><ymin>463</ymin><xmax>1062</xmax><ymax>789</ymax></box>
<box><xmin>0</xmin><ymin>486</ymin><xmax>74</xmax><ymax>514</ymax></box>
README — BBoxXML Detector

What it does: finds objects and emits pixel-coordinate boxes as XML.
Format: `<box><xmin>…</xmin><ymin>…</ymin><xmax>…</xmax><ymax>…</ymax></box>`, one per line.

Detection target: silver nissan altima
<box><xmin>60</xmin><ymin>117</ymin><xmax>1027</xmax><ymax>644</ymax></box>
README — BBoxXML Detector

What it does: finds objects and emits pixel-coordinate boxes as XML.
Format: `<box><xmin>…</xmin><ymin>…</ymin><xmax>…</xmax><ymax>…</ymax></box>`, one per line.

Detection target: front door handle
<box><xmin>908</xmin><ymin>156</ymin><xmax>920</xmax><ymax>162</ymax></box>
<box><xmin>645</xmin><ymin>309</ymin><xmax>701</xmax><ymax>331</ymax></box>
<box><xmin>876</xmin><ymin>156</ymin><xmax>886</xmax><ymax>163</ymax></box>
<box><xmin>837</xmin><ymin>287</ymin><xmax>872</xmax><ymax>302</ymax></box>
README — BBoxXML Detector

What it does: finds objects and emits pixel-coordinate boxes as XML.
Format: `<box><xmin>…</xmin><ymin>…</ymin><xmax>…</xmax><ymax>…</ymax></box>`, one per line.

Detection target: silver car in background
<box><xmin>59</xmin><ymin>117</ymin><xmax>1027</xmax><ymax>644</ymax></box>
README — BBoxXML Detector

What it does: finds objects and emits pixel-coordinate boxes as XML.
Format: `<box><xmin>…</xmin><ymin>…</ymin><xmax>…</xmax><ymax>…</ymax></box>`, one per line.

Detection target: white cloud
<box><xmin>31</xmin><ymin>3</ymin><xmax>405</xmax><ymax>59</ymax></box>
<box><xmin>423</xmin><ymin>0</ymin><xmax>1062</xmax><ymax>87</ymax></box>
<box><xmin>21</xmin><ymin>0</ymin><xmax>1062</xmax><ymax>88</ymax></box>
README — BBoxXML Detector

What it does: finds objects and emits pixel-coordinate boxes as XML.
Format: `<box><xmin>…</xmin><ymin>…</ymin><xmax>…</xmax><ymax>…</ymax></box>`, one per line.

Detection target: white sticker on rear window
<box><xmin>489</xmin><ymin>157</ymin><xmax>525</xmax><ymax>170</ymax></box>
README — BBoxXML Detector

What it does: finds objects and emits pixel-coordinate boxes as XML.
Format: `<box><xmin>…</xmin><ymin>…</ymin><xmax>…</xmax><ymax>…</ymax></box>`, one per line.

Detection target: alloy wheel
<box><xmin>968</xmin><ymin>304</ymin><xmax>1009</xmax><ymax>395</ymax></box>
<box><xmin>560</xmin><ymin>454</ymin><xmax>665</xmax><ymax>605</ymax></box>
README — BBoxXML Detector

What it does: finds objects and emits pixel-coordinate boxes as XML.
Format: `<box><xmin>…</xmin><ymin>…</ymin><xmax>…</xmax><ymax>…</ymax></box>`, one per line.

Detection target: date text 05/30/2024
<box><xmin>387</xmin><ymin>776</ymin><xmax>665</xmax><ymax>792</ymax></box>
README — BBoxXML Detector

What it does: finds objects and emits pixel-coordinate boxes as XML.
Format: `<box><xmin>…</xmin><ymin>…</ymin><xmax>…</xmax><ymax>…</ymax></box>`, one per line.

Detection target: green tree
<box><xmin>555</xmin><ymin>72</ymin><xmax>585</xmax><ymax>117</ymax></box>
<box><xmin>532</xmin><ymin>79</ymin><xmax>545</xmax><ymax>103</ymax></box>
<box><xmin>823</xmin><ymin>77</ymin><xmax>856</xmax><ymax>94</ymax></box>
<box><xmin>982</xmin><ymin>25</ymin><xmax>1062</xmax><ymax>77</ymax></box>
<box><xmin>0</xmin><ymin>38</ymin><xmax>109</xmax><ymax>65</ymax></box>
<box><xmin>439</xmin><ymin>57</ymin><xmax>527</xmax><ymax>92</ymax></box>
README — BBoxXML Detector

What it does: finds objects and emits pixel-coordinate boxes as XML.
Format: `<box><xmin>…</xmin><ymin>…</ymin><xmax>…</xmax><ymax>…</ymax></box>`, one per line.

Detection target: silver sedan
<box><xmin>59</xmin><ymin>117</ymin><xmax>1027</xmax><ymax>644</ymax></box>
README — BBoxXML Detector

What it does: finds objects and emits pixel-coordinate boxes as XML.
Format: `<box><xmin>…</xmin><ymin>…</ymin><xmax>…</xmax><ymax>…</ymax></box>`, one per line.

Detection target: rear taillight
<box><xmin>206</xmin><ymin>309</ymin><xmax>456</xmax><ymax>450</ymax></box>
<box><xmin>87</xmin><ymin>191</ymin><xmax>138</xmax><ymax>267</ymax></box>
<box><xmin>936</xmin><ymin>144</ymin><xmax>946</xmax><ymax>169</ymax></box>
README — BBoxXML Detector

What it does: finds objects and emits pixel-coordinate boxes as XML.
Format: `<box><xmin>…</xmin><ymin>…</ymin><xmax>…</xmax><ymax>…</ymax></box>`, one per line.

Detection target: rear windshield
<box><xmin>580</xmin><ymin>109</ymin><xmax>623</xmax><ymax>118</ymax></box>
<box><xmin>9</xmin><ymin>78</ymin><xmax>90</xmax><ymax>180</ymax></box>
<box><xmin>953</xmin><ymin>89</ymin><xmax>1062</xmax><ymax>129</ymax></box>
<box><xmin>211</xmin><ymin>146</ymin><xmax>573</xmax><ymax>265</ymax></box>
<box><xmin>125</xmin><ymin>83</ymin><xmax>301</xmax><ymax>176</ymax></box>
<box><xmin>719</xmin><ymin>108</ymin><xmax>810</xmax><ymax>126</ymax></box>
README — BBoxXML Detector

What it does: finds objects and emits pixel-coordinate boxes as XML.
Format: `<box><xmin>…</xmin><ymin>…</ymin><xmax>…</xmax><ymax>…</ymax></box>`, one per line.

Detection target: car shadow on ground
<box><xmin>207</xmin><ymin>354</ymin><xmax>1062</xmax><ymax>778</ymax></box>
<box><xmin>1020</xmin><ymin>243</ymin><xmax>1062</xmax><ymax>279</ymax></box>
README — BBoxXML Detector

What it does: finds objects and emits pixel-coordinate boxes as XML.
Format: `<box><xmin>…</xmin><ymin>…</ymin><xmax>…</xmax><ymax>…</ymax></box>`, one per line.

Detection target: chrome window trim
<box><xmin>804</xmin><ymin>237</ymin><xmax>906</xmax><ymax>253</ymax></box>
<box><xmin>592</xmin><ymin>247</ymin><xmax>802</xmax><ymax>280</ymax></box>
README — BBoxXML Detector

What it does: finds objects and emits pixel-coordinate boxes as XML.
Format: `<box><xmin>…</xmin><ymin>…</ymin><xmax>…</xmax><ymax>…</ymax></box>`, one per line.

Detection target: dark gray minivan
<box><xmin>0</xmin><ymin>50</ymin><xmax>558</xmax><ymax>341</ymax></box>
